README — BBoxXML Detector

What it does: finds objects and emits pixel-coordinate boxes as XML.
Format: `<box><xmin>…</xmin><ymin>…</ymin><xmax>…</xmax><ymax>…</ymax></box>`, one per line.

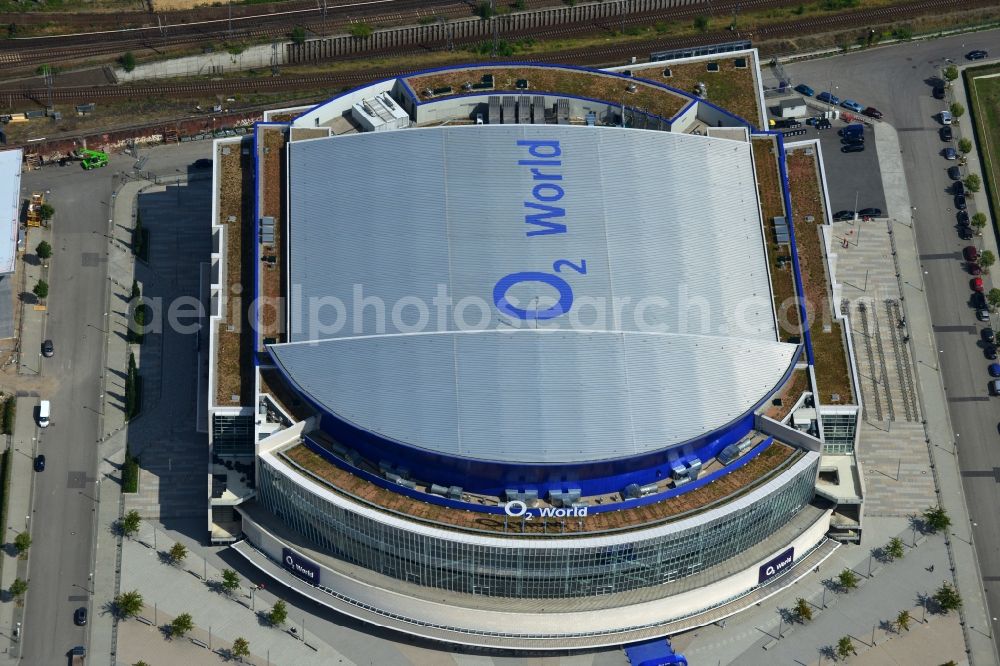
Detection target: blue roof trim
<box><xmin>300</xmin><ymin>431</ymin><xmax>780</xmax><ymax>520</ymax></box>
<box><xmin>771</xmin><ymin>131</ymin><xmax>815</xmax><ymax>366</ymax></box>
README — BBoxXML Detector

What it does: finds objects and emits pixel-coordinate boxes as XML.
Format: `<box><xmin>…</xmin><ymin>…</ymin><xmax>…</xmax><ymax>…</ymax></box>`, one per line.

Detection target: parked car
<box><xmin>841</xmin><ymin>144</ymin><xmax>865</xmax><ymax>153</ymax></box>
<box><xmin>960</xmin><ymin>226</ymin><xmax>974</xmax><ymax>240</ymax></box>
<box><xmin>833</xmin><ymin>210</ymin><xmax>855</xmax><ymax>221</ymax></box>
<box><xmin>193</xmin><ymin>158</ymin><xmax>213</xmax><ymax>169</ymax></box>
<box><xmin>794</xmin><ymin>84</ymin><xmax>815</xmax><ymax>96</ymax></box>
<box><xmin>944</xmin><ymin>147</ymin><xmax>958</xmax><ymax>160</ymax></box>
<box><xmin>954</xmin><ymin>181</ymin><xmax>965</xmax><ymax>196</ymax></box>
<box><xmin>33</xmin><ymin>455</ymin><xmax>45</xmax><ymax>472</ymax></box>
<box><xmin>817</xmin><ymin>91</ymin><xmax>841</xmax><ymax>105</ymax></box>
<box><xmin>948</xmin><ymin>165</ymin><xmax>962</xmax><ymax>180</ymax></box>
<box><xmin>983</xmin><ymin>328</ymin><xmax>996</xmax><ymax>344</ymax></box>
<box><xmin>841</xmin><ymin>99</ymin><xmax>864</xmax><ymax>113</ymax></box>
<box><xmin>41</xmin><ymin>339</ymin><xmax>53</xmax><ymax>357</ymax></box>
<box><xmin>841</xmin><ymin>137</ymin><xmax>865</xmax><ymax>145</ymax></box>
<box><xmin>958</xmin><ymin>210</ymin><xmax>970</xmax><ymax>225</ymax></box>
<box><xmin>989</xmin><ymin>363</ymin><xmax>1000</xmax><ymax>377</ymax></box>
<box><xmin>839</xmin><ymin>124</ymin><xmax>864</xmax><ymax>138</ymax></box>
<box><xmin>980</xmin><ymin>309</ymin><xmax>993</xmax><ymax>323</ymax></box>
<box><xmin>940</xmin><ymin>126</ymin><xmax>953</xmax><ymax>141</ymax></box>
<box><xmin>858</xmin><ymin>208</ymin><xmax>882</xmax><ymax>217</ymax></box>
<box><xmin>74</xmin><ymin>607</ymin><xmax>87</xmax><ymax>626</ymax></box>
<box><xmin>862</xmin><ymin>106</ymin><xmax>883</xmax><ymax>119</ymax></box>
<box><xmin>956</xmin><ymin>194</ymin><xmax>968</xmax><ymax>210</ymax></box>
<box><xmin>965</xmin><ymin>245</ymin><xmax>979</xmax><ymax>262</ymax></box>
<box><xmin>972</xmin><ymin>277</ymin><xmax>985</xmax><ymax>292</ymax></box>
<box><xmin>968</xmin><ymin>261</ymin><xmax>982</xmax><ymax>275</ymax></box>
<box><xmin>974</xmin><ymin>290</ymin><xmax>988</xmax><ymax>308</ymax></box>
<box><xmin>814</xmin><ymin>118</ymin><xmax>831</xmax><ymax>130</ymax></box>
<box><xmin>986</xmin><ymin>345</ymin><xmax>998</xmax><ymax>360</ymax></box>
<box><xmin>933</xmin><ymin>85</ymin><xmax>946</xmax><ymax>100</ymax></box>
<box><xmin>941</xmin><ymin>110</ymin><xmax>953</xmax><ymax>125</ymax></box>
<box><xmin>967</xmin><ymin>50</ymin><xmax>989</xmax><ymax>61</ymax></box>
<box><xmin>37</xmin><ymin>399</ymin><xmax>49</xmax><ymax>428</ymax></box>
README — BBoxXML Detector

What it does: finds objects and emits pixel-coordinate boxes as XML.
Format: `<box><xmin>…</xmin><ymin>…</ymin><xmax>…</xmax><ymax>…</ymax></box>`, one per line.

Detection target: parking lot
<box><xmin>768</xmin><ymin>96</ymin><xmax>887</xmax><ymax>215</ymax></box>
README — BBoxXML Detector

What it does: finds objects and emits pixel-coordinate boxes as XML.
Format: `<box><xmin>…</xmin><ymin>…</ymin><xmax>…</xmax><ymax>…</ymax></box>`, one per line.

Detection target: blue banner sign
<box><xmin>282</xmin><ymin>548</ymin><xmax>321</xmax><ymax>585</ymax></box>
<box><xmin>758</xmin><ymin>547</ymin><xmax>794</xmax><ymax>584</ymax></box>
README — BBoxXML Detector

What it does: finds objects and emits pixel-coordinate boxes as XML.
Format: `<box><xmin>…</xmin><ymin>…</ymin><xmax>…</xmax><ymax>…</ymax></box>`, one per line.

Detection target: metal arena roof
<box><xmin>271</xmin><ymin>125</ymin><xmax>797</xmax><ymax>465</ymax></box>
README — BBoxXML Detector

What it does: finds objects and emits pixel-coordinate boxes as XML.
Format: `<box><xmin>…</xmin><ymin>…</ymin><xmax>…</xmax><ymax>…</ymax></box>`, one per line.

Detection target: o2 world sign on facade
<box><xmin>758</xmin><ymin>547</ymin><xmax>794</xmax><ymax>585</ymax></box>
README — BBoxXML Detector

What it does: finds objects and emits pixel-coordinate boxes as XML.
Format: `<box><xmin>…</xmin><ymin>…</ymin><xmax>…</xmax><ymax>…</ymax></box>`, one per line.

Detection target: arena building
<box><xmin>204</xmin><ymin>51</ymin><xmax>864</xmax><ymax>650</ymax></box>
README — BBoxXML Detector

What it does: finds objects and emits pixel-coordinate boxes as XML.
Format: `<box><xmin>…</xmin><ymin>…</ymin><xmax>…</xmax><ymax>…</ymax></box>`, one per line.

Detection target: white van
<box><xmin>37</xmin><ymin>400</ymin><xmax>50</xmax><ymax>428</ymax></box>
<box><xmin>940</xmin><ymin>110</ymin><xmax>953</xmax><ymax>125</ymax></box>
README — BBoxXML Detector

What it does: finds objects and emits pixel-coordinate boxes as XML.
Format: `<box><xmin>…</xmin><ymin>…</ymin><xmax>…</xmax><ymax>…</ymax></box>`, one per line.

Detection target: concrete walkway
<box><xmin>872</xmin><ymin>119</ymin><xmax>995</xmax><ymax>664</ymax></box>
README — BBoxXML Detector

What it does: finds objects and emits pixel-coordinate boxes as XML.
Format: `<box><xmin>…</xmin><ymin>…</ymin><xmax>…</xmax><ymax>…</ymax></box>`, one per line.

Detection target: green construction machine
<box><xmin>79</xmin><ymin>149</ymin><xmax>108</xmax><ymax>170</ymax></box>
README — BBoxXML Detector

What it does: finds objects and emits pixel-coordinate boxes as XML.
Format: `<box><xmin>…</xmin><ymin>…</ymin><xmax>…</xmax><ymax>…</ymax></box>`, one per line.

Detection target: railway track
<box><xmin>0</xmin><ymin>0</ymin><xmax>993</xmax><ymax>106</ymax></box>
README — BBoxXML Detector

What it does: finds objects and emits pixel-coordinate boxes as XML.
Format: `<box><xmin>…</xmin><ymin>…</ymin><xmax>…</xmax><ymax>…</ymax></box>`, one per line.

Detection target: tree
<box><xmin>896</xmin><ymin>609</ymin><xmax>911</xmax><ymax>632</ymax></box>
<box><xmin>168</xmin><ymin>541</ymin><xmax>188</xmax><ymax>565</ymax></box>
<box><xmin>38</xmin><ymin>203</ymin><xmax>54</xmax><ymax>221</ymax></box>
<box><xmin>289</xmin><ymin>26</ymin><xmax>306</xmax><ymax>45</ymax></box>
<box><xmin>979</xmin><ymin>250</ymin><xmax>995</xmax><ymax>273</ymax></box>
<box><xmin>120</xmin><ymin>52</ymin><xmax>136</xmax><ymax>72</ymax></box>
<box><xmin>170</xmin><ymin>612</ymin><xmax>194</xmax><ymax>638</ymax></box>
<box><xmin>988</xmin><ymin>288</ymin><xmax>1000</xmax><ymax>311</ymax></box>
<box><xmin>794</xmin><ymin>597</ymin><xmax>812</xmax><ymax>622</ymax></box>
<box><xmin>267</xmin><ymin>599</ymin><xmax>288</xmax><ymax>627</ymax></box>
<box><xmin>9</xmin><ymin>578</ymin><xmax>27</xmax><ymax>598</ymax></box>
<box><xmin>134</xmin><ymin>662</ymin><xmax>151</xmax><ymax>666</ymax></box>
<box><xmin>950</xmin><ymin>102</ymin><xmax>965</xmax><ymax>119</ymax></box>
<box><xmin>475</xmin><ymin>1</ymin><xmax>495</xmax><ymax>19</ymax></box>
<box><xmin>348</xmin><ymin>22</ymin><xmax>373</xmax><ymax>38</ymax></box>
<box><xmin>32</xmin><ymin>280</ymin><xmax>48</xmax><ymax>301</ymax></box>
<box><xmin>934</xmin><ymin>581</ymin><xmax>962</xmax><ymax>613</ymax></box>
<box><xmin>923</xmin><ymin>505</ymin><xmax>951</xmax><ymax>532</ymax></box>
<box><xmin>964</xmin><ymin>174</ymin><xmax>982</xmax><ymax>193</ymax></box>
<box><xmin>114</xmin><ymin>589</ymin><xmax>143</xmax><ymax>619</ymax></box>
<box><xmin>231</xmin><ymin>637</ymin><xmax>250</xmax><ymax>661</ymax></box>
<box><xmin>221</xmin><ymin>568</ymin><xmax>241</xmax><ymax>594</ymax></box>
<box><xmin>35</xmin><ymin>240</ymin><xmax>52</xmax><ymax>260</ymax></box>
<box><xmin>943</xmin><ymin>65</ymin><xmax>959</xmax><ymax>82</ymax></box>
<box><xmin>693</xmin><ymin>15</ymin><xmax>709</xmax><ymax>32</ymax></box>
<box><xmin>837</xmin><ymin>635</ymin><xmax>856</xmax><ymax>659</ymax></box>
<box><xmin>13</xmin><ymin>531</ymin><xmax>31</xmax><ymax>557</ymax></box>
<box><xmin>120</xmin><ymin>509</ymin><xmax>141</xmax><ymax>538</ymax></box>
<box><xmin>972</xmin><ymin>212</ymin><xmax>988</xmax><ymax>234</ymax></box>
<box><xmin>958</xmin><ymin>137</ymin><xmax>973</xmax><ymax>155</ymax></box>
<box><xmin>837</xmin><ymin>568</ymin><xmax>859</xmax><ymax>591</ymax></box>
<box><xmin>886</xmin><ymin>536</ymin><xmax>905</xmax><ymax>561</ymax></box>
<box><xmin>131</xmin><ymin>278</ymin><xmax>141</xmax><ymax>302</ymax></box>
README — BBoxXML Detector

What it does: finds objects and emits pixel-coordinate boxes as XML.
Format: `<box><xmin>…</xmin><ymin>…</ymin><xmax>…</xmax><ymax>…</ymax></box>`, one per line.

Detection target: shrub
<box><xmin>231</xmin><ymin>637</ymin><xmax>250</xmax><ymax>660</ymax></box>
<box><xmin>35</xmin><ymin>241</ymin><xmax>52</xmax><ymax>260</ymax></box>
<box><xmin>170</xmin><ymin>612</ymin><xmax>194</xmax><ymax>637</ymax></box>
<box><xmin>944</xmin><ymin>65</ymin><xmax>959</xmax><ymax>82</ymax></box>
<box><xmin>221</xmin><ymin>569</ymin><xmax>241</xmax><ymax>594</ymax></box>
<box><xmin>267</xmin><ymin>599</ymin><xmax>288</xmax><ymax>627</ymax></box>
<box><xmin>958</xmin><ymin>137</ymin><xmax>972</xmax><ymax>154</ymax></box>
<box><xmin>794</xmin><ymin>597</ymin><xmax>812</xmax><ymax>622</ymax></box>
<box><xmin>32</xmin><ymin>280</ymin><xmax>48</xmax><ymax>301</ymax></box>
<box><xmin>886</xmin><ymin>536</ymin><xmax>905</xmax><ymax>560</ymax></box>
<box><xmin>988</xmin><ymin>288</ymin><xmax>1000</xmax><ymax>310</ymax></box>
<box><xmin>13</xmin><ymin>531</ymin><xmax>30</xmax><ymax>557</ymax></box>
<box><xmin>121</xmin><ymin>509</ymin><xmax>141</xmax><ymax>537</ymax></box>
<box><xmin>38</xmin><ymin>203</ymin><xmax>54</xmax><ymax>220</ymax></box>
<box><xmin>289</xmin><ymin>26</ymin><xmax>306</xmax><ymax>45</ymax></box>
<box><xmin>837</xmin><ymin>568</ymin><xmax>859</xmax><ymax>590</ymax></box>
<box><xmin>693</xmin><ymin>15</ymin><xmax>709</xmax><ymax>32</ymax></box>
<box><xmin>1</xmin><ymin>398</ymin><xmax>15</xmax><ymax>435</ymax></box>
<box><xmin>120</xmin><ymin>52</ymin><xmax>136</xmax><ymax>72</ymax></box>
<box><xmin>964</xmin><ymin>174</ymin><xmax>981</xmax><ymax>193</ymax></box>
<box><xmin>896</xmin><ymin>609</ymin><xmax>911</xmax><ymax>631</ymax></box>
<box><xmin>950</xmin><ymin>102</ymin><xmax>965</xmax><ymax>119</ymax></box>
<box><xmin>168</xmin><ymin>542</ymin><xmax>188</xmax><ymax>565</ymax></box>
<box><xmin>9</xmin><ymin>578</ymin><xmax>27</xmax><ymax>598</ymax></box>
<box><xmin>349</xmin><ymin>23</ymin><xmax>373</xmax><ymax>38</ymax></box>
<box><xmin>837</xmin><ymin>636</ymin><xmax>856</xmax><ymax>659</ymax></box>
<box><xmin>114</xmin><ymin>590</ymin><xmax>143</xmax><ymax>619</ymax></box>
<box><xmin>933</xmin><ymin>582</ymin><xmax>962</xmax><ymax>613</ymax></box>
<box><xmin>123</xmin><ymin>449</ymin><xmax>140</xmax><ymax>493</ymax></box>
<box><xmin>923</xmin><ymin>505</ymin><xmax>951</xmax><ymax>532</ymax></box>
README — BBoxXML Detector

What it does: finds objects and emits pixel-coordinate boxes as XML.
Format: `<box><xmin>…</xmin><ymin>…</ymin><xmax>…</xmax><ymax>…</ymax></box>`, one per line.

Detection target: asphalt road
<box><xmin>18</xmin><ymin>159</ymin><xmax>118</xmax><ymax>663</ymax></box>
<box><xmin>15</xmin><ymin>142</ymin><xmax>210</xmax><ymax>663</ymax></box>
<box><xmin>777</xmin><ymin>28</ymin><xmax>1000</xmax><ymax>655</ymax></box>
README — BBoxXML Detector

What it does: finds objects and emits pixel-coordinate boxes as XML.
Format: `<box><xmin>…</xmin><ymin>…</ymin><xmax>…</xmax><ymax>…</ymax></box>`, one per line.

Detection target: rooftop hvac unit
<box><xmin>429</xmin><ymin>484</ymin><xmax>449</xmax><ymax>496</ymax></box>
<box><xmin>532</xmin><ymin>96</ymin><xmax>545</xmax><ymax>124</ymax></box>
<box><xmin>447</xmin><ymin>486</ymin><xmax>463</xmax><ymax>500</ymax></box>
<box><xmin>639</xmin><ymin>483</ymin><xmax>659</xmax><ymax>497</ymax></box>
<box><xmin>384</xmin><ymin>472</ymin><xmax>402</xmax><ymax>483</ymax></box>
<box><xmin>623</xmin><ymin>483</ymin><xmax>641</xmax><ymax>499</ymax></box>
<box><xmin>488</xmin><ymin>97</ymin><xmax>501</xmax><ymax>125</ymax></box>
<box><xmin>548</xmin><ymin>491</ymin><xmax>566</xmax><ymax>507</ymax></box>
<box><xmin>397</xmin><ymin>478</ymin><xmax>417</xmax><ymax>489</ymax></box>
<box><xmin>518</xmin><ymin>95</ymin><xmax>532</xmax><ymax>124</ymax></box>
<box><xmin>502</xmin><ymin>97</ymin><xmax>516</xmax><ymax>124</ymax></box>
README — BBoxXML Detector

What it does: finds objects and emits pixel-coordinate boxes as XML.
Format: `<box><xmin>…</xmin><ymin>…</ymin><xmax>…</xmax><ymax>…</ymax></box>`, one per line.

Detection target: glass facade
<box><xmin>256</xmin><ymin>455</ymin><xmax>818</xmax><ymax>599</ymax></box>
<box><xmin>821</xmin><ymin>412</ymin><xmax>857</xmax><ymax>454</ymax></box>
<box><xmin>213</xmin><ymin>414</ymin><xmax>255</xmax><ymax>456</ymax></box>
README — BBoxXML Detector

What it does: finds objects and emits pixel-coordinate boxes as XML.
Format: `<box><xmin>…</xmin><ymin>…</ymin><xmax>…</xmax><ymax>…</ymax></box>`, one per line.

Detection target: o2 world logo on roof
<box><xmin>492</xmin><ymin>139</ymin><xmax>587</xmax><ymax>322</ymax></box>
<box><xmin>504</xmin><ymin>500</ymin><xmax>588</xmax><ymax>519</ymax></box>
